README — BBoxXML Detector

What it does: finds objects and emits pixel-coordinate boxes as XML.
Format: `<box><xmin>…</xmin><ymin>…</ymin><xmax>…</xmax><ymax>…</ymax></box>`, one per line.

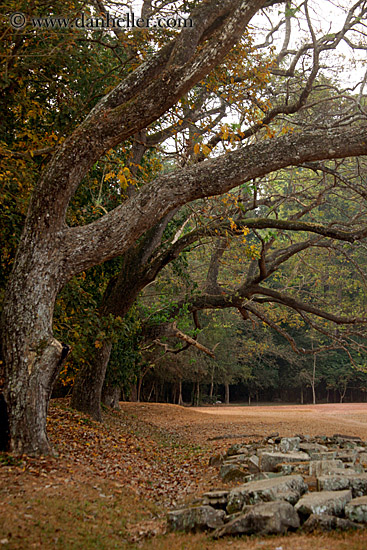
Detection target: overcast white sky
<box><xmin>124</xmin><ymin>1</ymin><xmax>366</xmax><ymax>86</ymax></box>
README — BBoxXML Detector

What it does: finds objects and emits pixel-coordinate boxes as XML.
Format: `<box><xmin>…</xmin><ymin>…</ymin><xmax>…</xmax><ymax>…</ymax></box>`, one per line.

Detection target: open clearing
<box><xmin>1</xmin><ymin>401</ymin><xmax>367</xmax><ymax>549</ymax></box>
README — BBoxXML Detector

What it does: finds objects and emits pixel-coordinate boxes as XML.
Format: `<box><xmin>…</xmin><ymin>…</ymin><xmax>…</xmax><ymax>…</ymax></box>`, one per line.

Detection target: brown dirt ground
<box><xmin>1</xmin><ymin>401</ymin><xmax>367</xmax><ymax>550</ymax></box>
<box><xmin>122</xmin><ymin>402</ymin><xmax>367</xmax><ymax>452</ymax></box>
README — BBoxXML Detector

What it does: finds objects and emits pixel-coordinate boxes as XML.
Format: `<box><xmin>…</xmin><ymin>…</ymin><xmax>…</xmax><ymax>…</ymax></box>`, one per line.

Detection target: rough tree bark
<box><xmin>70</xmin><ymin>214</ymin><xmax>175</xmax><ymax>419</ymax></box>
<box><xmin>101</xmin><ymin>385</ymin><xmax>121</xmax><ymax>409</ymax></box>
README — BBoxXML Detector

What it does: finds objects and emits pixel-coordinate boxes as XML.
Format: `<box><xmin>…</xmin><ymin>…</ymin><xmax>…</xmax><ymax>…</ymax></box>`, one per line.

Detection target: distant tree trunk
<box><xmin>178</xmin><ymin>380</ymin><xmax>183</xmax><ymax>406</ymax></box>
<box><xmin>172</xmin><ymin>384</ymin><xmax>177</xmax><ymax>404</ymax></box>
<box><xmin>209</xmin><ymin>369</ymin><xmax>214</xmax><ymax>399</ymax></box>
<box><xmin>137</xmin><ymin>376</ymin><xmax>143</xmax><ymax>403</ymax></box>
<box><xmin>130</xmin><ymin>384</ymin><xmax>138</xmax><ymax>402</ymax></box>
<box><xmin>248</xmin><ymin>394</ymin><xmax>251</xmax><ymax>405</ymax></box>
<box><xmin>311</xmin><ymin>353</ymin><xmax>317</xmax><ymax>404</ymax></box>
<box><xmin>148</xmin><ymin>382</ymin><xmax>155</xmax><ymax>402</ymax></box>
<box><xmin>339</xmin><ymin>379</ymin><xmax>349</xmax><ymax>403</ymax></box>
<box><xmin>71</xmin><ymin>340</ymin><xmax>113</xmax><ymax>421</ymax></box>
<box><xmin>195</xmin><ymin>381</ymin><xmax>200</xmax><ymax>406</ymax></box>
<box><xmin>311</xmin><ymin>383</ymin><xmax>316</xmax><ymax>405</ymax></box>
<box><xmin>224</xmin><ymin>382</ymin><xmax>230</xmax><ymax>405</ymax></box>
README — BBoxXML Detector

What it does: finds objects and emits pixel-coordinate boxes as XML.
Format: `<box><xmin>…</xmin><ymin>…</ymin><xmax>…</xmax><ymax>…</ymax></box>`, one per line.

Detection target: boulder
<box><xmin>308</xmin><ymin>451</ymin><xmax>337</xmax><ymax>460</ymax></box>
<box><xmin>226</xmin><ymin>474</ymin><xmax>307</xmax><ymax>514</ymax></box>
<box><xmin>167</xmin><ymin>505</ymin><xmax>225</xmax><ymax>533</ymax></box>
<box><xmin>336</xmin><ymin>449</ymin><xmax>358</xmax><ymax>463</ymax></box>
<box><xmin>309</xmin><ymin>459</ymin><xmax>344</xmax><ymax>477</ymax></box>
<box><xmin>295</xmin><ymin>489</ymin><xmax>352</xmax><ymax>519</ymax></box>
<box><xmin>226</xmin><ymin>444</ymin><xmax>247</xmax><ymax>457</ymax></box>
<box><xmin>202</xmin><ymin>490</ymin><xmax>229</xmax><ymax>510</ymax></box>
<box><xmin>317</xmin><ymin>472</ymin><xmax>367</xmax><ymax>497</ymax></box>
<box><xmin>209</xmin><ymin>453</ymin><xmax>224</xmax><ymax>467</ymax></box>
<box><xmin>214</xmin><ymin>501</ymin><xmax>300</xmax><ymax>537</ymax></box>
<box><xmin>248</xmin><ymin>455</ymin><xmax>260</xmax><ymax>473</ymax></box>
<box><xmin>300</xmin><ymin>442</ymin><xmax>329</xmax><ymax>453</ymax></box>
<box><xmin>260</xmin><ymin>451</ymin><xmax>310</xmax><ymax>472</ymax></box>
<box><xmin>224</xmin><ymin>454</ymin><xmax>248</xmax><ymax>464</ymax></box>
<box><xmin>220</xmin><ymin>464</ymin><xmax>248</xmax><ymax>482</ymax></box>
<box><xmin>345</xmin><ymin>496</ymin><xmax>367</xmax><ymax>523</ymax></box>
<box><xmin>358</xmin><ymin>452</ymin><xmax>367</xmax><ymax>468</ymax></box>
<box><xmin>280</xmin><ymin>437</ymin><xmax>300</xmax><ymax>453</ymax></box>
<box><xmin>277</xmin><ymin>462</ymin><xmax>310</xmax><ymax>475</ymax></box>
<box><xmin>333</xmin><ymin>434</ymin><xmax>362</xmax><ymax>443</ymax></box>
<box><xmin>302</xmin><ymin>513</ymin><xmax>361</xmax><ymax>532</ymax></box>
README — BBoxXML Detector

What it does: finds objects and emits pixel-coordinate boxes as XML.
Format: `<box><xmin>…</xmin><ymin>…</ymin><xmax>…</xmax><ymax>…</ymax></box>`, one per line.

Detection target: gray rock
<box><xmin>317</xmin><ymin>472</ymin><xmax>367</xmax><ymax>497</ymax></box>
<box><xmin>167</xmin><ymin>505</ymin><xmax>225</xmax><ymax>533</ymax></box>
<box><xmin>280</xmin><ymin>437</ymin><xmax>301</xmax><ymax>453</ymax></box>
<box><xmin>300</xmin><ymin>442</ymin><xmax>329</xmax><ymax>453</ymax></box>
<box><xmin>226</xmin><ymin>444</ymin><xmax>247</xmax><ymax>457</ymax></box>
<box><xmin>336</xmin><ymin>449</ymin><xmax>358</xmax><ymax>463</ymax></box>
<box><xmin>309</xmin><ymin>459</ymin><xmax>344</xmax><ymax>476</ymax></box>
<box><xmin>220</xmin><ymin>463</ymin><xmax>248</xmax><ymax>482</ymax></box>
<box><xmin>226</xmin><ymin>474</ymin><xmax>307</xmax><ymax>514</ymax></box>
<box><xmin>214</xmin><ymin>501</ymin><xmax>300</xmax><ymax>537</ymax></box>
<box><xmin>358</xmin><ymin>452</ymin><xmax>367</xmax><ymax>468</ymax></box>
<box><xmin>345</xmin><ymin>496</ymin><xmax>367</xmax><ymax>523</ymax></box>
<box><xmin>302</xmin><ymin>513</ymin><xmax>361</xmax><ymax>532</ymax></box>
<box><xmin>260</xmin><ymin>451</ymin><xmax>310</xmax><ymax>472</ymax></box>
<box><xmin>202</xmin><ymin>490</ymin><xmax>229</xmax><ymax>510</ymax></box>
<box><xmin>333</xmin><ymin>434</ymin><xmax>362</xmax><ymax>443</ymax></box>
<box><xmin>308</xmin><ymin>451</ymin><xmax>337</xmax><ymax>460</ymax></box>
<box><xmin>277</xmin><ymin>462</ymin><xmax>310</xmax><ymax>475</ymax></box>
<box><xmin>248</xmin><ymin>455</ymin><xmax>260</xmax><ymax>472</ymax></box>
<box><xmin>224</xmin><ymin>454</ymin><xmax>248</xmax><ymax>464</ymax></box>
<box><xmin>209</xmin><ymin>453</ymin><xmax>224</xmax><ymax>467</ymax></box>
<box><xmin>295</xmin><ymin>489</ymin><xmax>352</xmax><ymax>518</ymax></box>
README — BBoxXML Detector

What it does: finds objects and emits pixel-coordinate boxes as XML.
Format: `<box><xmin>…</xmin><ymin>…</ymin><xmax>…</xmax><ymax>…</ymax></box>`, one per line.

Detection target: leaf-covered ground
<box><xmin>1</xmin><ymin>400</ymin><xmax>367</xmax><ymax>549</ymax></box>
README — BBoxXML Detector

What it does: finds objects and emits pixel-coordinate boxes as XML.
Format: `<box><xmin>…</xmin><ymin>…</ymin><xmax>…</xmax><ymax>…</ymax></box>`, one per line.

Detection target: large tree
<box><xmin>1</xmin><ymin>0</ymin><xmax>367</xmax><ymax>455</ymax></box>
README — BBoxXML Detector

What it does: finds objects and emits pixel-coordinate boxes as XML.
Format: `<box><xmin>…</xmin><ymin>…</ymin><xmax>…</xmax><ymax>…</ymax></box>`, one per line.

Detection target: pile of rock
<box><xmin>168</xmin><ymin>434</ymin><xmax>367</xmax><ymax>537</ymax></box>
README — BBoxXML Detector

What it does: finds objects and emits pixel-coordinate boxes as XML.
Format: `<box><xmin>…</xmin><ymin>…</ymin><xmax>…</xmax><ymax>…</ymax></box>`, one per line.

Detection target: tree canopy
<box><xmin>1</xmin><ymin>0</ymin><xmax>367</xmax><ymax>455</ymax></box>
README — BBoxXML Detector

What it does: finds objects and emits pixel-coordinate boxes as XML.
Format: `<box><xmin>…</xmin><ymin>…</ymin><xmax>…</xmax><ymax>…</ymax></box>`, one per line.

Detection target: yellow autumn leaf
<box><xmin>118</xmin><ymin>173</ymin><xmax>128</xmax><ymax>188</ymax></box>
<box><xmin>201</xmin><ymin>144</ymin><xmax>211</xmax><ymax>156</ymax></box>
<box><xmin>193</xmin><ymin>143</ymin><xmax>201</xmax><ymax>155</ymax></box>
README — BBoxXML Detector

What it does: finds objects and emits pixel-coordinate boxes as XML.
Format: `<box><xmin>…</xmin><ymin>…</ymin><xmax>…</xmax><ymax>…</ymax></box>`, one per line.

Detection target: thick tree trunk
<box><xmin>70</xmin><ymin>340</ymin><xmax>113</xmax><ymax>421</ymax></box>
<box><xmin>1</xmin><ymin>233</ymin><xmax>68</xmax><ymax>455</ymax></box>
<box><xmin>0</xmin><ymin>394</ymin><xmax>10</xmax><ymax>452</ymax></box>
<box><xmin>101</xmin><ymin>384</ymin><xmax>120</xmax><ymax>409</ymax></box>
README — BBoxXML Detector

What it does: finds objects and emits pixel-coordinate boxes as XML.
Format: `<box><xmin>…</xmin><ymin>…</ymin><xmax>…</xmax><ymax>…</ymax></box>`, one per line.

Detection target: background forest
<box><xmin>2</xmin><ymin>0</ymin><xmax>367</xmax><ymax>455</ymax></box>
